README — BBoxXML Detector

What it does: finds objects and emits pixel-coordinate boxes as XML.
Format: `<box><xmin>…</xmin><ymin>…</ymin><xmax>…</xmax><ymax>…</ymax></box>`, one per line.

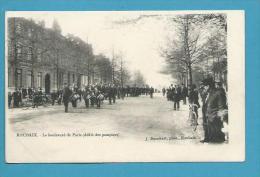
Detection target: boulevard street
<box><xmin>9</xmin><ymin>93</ymin><xmax>203</xmax><ymax>144</ymax></box>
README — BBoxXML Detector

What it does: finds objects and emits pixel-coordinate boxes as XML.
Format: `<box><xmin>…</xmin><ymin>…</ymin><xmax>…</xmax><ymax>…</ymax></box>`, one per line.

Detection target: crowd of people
<box><xmin>61</xmin><ymin>83</ymin><xmax>155</xmax><ymax>112</ymax></box>
<box><xmin>8</xmin><ymin>83</ymin><xmax>156</xmax><ymax>111</ymax></box>
<box><xmin>8</xmin><ymin>87</ymin><xmax>44</xmax><ymax>109</ymax></box>
<box><xmin>163</xmin><ymin>77</ymin><xmax>228</xmax><ymax>143</ymax></box>
<box><xmin>9</xmin><ymin>77</ymin><xmax>228</xmax><ymax>143</ymax></box>
<box><xmin>162</xmin><ymin>84</ymin><xmax>188</xmax><ymax>110</ymax></box>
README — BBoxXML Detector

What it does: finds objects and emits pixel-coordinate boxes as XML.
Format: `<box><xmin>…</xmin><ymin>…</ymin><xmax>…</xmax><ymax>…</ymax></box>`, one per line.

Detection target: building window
<box><xmin>26</xmin><ymin>71</ymin><xmax>32</xmax><ymax>88</ymax></box>
<box><xmin>28</xmin><ymin>29</ymin><xmax>32</xmax><ymax>37</ymax></box>
<box><xmin>16</xmin><ymin>22</ymin><xmax>22</xmax><ymax>34</ymax></box>
<box><xmin>27</xmin><ymin>47</ymin><xmax>32</xmax><ymax>60</ymax></box>
<box><xmin>72</xmin><ymin>74</ymin><xmax>75</xmax><ymax>83</ymax></box>
<box><xmin>67</xmin><ymin>72</ymin><xmax>70</xmax><ymax>85</ymax></box>
<box><xmin>16</xmin><ymin>43</ymin><xmax>22</xmax><ymax>58</ymax></box>
<box><xmin>8</xmin><ymin>42</ymin><xmax>14</xmax><ymax>58</ymax></box>
<box><xmin>16</xmin><ymin>69</ymin><xmax>22</xmax><ymax>88</ymax></box>
<box><xmin>37</xmin><ymin>48</ymin><xmax>41</xmax><ymax>62</ymax></box>
<box><xmin>37</xmin><ymin>72</ymin><xmax>42</xmax><ymax>88</ymax></box>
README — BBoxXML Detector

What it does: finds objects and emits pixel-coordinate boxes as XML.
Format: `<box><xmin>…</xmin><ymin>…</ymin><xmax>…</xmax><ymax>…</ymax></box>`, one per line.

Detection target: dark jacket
<box><xmin>173</xmin><ymin>87</ymin><xmax>182</xmax><ymax>102</ymax></box>
<box><xmin>181</xmin><ymin>87</ymin><xmax>188</xmax><ymax>97</ymax></box>
<box><xmin>205</xmin><ymin>88</ymin><xmax>227</xmax><ymax>122</ymax></box>
<box><xmin>63</xmin><ymin>87</ymin><xmax>72</xmax><ymax>102</ymax></box>
<box><xmin>188</xmin><ymin>89</ymin><xmax>200</xmax><ymax>107</ymax></box>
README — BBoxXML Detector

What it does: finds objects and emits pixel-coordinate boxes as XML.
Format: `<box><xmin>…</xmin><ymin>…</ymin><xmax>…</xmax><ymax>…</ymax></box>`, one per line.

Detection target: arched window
<box><xmin>37</xmin><ymin>72</ymin><xmax>42</xmax><ymax>88</ymax></box>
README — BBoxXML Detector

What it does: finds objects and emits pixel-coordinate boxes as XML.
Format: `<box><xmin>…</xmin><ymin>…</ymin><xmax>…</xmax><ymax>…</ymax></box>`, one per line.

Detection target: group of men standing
<box><xmin>8</xmin><ymin>87</ymin><xmax>44</xmax><ymax>108</ymax></box>
<box><xmin>8</xmin><ymin>83</ymin><xmax>157</xmax><ymax>111</ymax></box>
<box><xmin>52</xmin><ymin>83</ymin><xmax>156</xmax><ymax>113</ymax></box>
<box><xmin>163</xmin><ymin>77</ymin><xmax>228</xmax><ymax>143</ymax></box>
<box><xmin>163</xmin><ymin>84</ymin><xmax>188</xmax><ymax>110</ymax></box>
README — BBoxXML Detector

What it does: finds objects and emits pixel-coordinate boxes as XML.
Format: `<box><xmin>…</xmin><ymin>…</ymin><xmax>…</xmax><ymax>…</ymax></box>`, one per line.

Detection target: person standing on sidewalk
<box><xmin>200</xmin><ymin>77</ymin><xmax>227</xmax><ymax>143</ymax></box>
<box><xmin>63</xmin><ymin>83</ymin><xmax>72</xmax><ymax>113</ymax></box>
<box><xmin>150</xmin><ymin>87</ymin><xmax>154</xmax><ymax>98</ymax></box>
<box><xmin>199</xmin><ymin>82</ymin><xmax>209</xmax><ymax>142</ymax></box>
<box><xmin>162</xmin><ymin>87</ymin><xmax>166</xmax><ymax>97</ymax></box>
<box><xmin>51</xmin><ymin>90</ymin><xmax>57</xmax><ymax>106</ymax></box>
<box><xmin>173</xmin><ymin>85</ymin><xmax>181</xmax><ymax>110</ymax></box>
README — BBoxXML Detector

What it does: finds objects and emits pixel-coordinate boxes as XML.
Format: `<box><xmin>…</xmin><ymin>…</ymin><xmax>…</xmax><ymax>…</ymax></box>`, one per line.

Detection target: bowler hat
<box><xmin>201</xmin><ymin>77</ymin><xmax>214</xmax><ymax>86</ymax></box>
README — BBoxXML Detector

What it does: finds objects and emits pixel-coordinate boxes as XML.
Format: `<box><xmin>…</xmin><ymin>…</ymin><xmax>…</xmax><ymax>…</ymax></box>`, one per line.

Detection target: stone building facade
<box><xmin>7</xmin><ymin>17</ymin><xmax>96</xmax><ymax>93</ymax></box>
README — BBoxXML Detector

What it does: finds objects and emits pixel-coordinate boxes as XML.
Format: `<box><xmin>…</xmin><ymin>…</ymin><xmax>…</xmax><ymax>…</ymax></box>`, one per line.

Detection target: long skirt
<box><xmin>207</xmin><ymin>117</ymin><xmax>225</xmax><ymax>143</ymax></box>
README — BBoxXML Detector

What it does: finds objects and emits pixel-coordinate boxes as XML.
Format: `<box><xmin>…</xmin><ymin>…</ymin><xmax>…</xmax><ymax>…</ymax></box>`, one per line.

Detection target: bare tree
<box><xmin>94</xmin><ymin>54</ymin><xmax>113</xmax><ymax>84</ymax></box>
<box><xmin>162</xmin><ymin>14</ymin><xmax>227</xmax><ymax>86</ymax></box>
<box><xmin>132</xmin><ymin>70</ymin><xmax>146</xmax><ymax>87</ymax></box>
<box><xmin>118</xmin><ymin>54</ymin><xmax>131</xmax><ymax>87</ymax></box>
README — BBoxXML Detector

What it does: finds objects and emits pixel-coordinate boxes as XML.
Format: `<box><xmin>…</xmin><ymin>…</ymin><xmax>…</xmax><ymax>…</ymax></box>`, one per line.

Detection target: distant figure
<box><xmin>162</xmin><ymin>88</ymin><xmax>166</xmax><ymax>96</ymax></box>
<box><xmin>83</xmin><ymin>87</ymin><xmax>90</xmax><ymax>108</ymax></box>
<box><xmin>21</xmin><ymin>86</ymin><xmax>27</xmax><ymax>99</ymax></box>
<box><xmin>12</xmin><ymin>88</ymin><xmax>21</xmax><ymax>108</ymax></box>
<box><xmin>51</xmin><ymin>90</ymin><xmax>57</xmax><ymax>106</ymax></box>
<box><xmin>173</xmin><ymin>85</ymin><xmax>182</xmax><ymax>110</ymax></box>
<box><xmin>32</xmin><ymin>89</ymin><xmax>40</xmax><ymax>108</ymax></box>
<box><xmin>28</xmin><ymin>87</ymin><xmax>33</xmax><ymax>99</ymax></box>
<box><xmin>62</xmin><ymin>83</ymin><xmax>72</xmax><ymax>113</ymax></box>
<box><xmin>150</xmin><ymin>87</ymin><xmax>154</xmax><ymax>98</ymax></box>
<box><xmin>107</xmin><ymin>84</ymin><xmax>114</xmax><ymax>104</ymax></box>
<box><xmin>8</xmin><ymin>92</ymin><xmax>12</xmax><ymax>108</ymax></box>
<box><xmin>199</xmin><ymin>82</ymin><xmax>209</xmax><ymax>143</ymax></box>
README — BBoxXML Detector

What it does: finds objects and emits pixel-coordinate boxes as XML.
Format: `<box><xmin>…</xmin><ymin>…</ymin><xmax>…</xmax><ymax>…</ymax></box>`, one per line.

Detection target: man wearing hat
<box><xmin>199</xmin><ymin>79</ymin><xmax>210</xmax><ymax>142</ymax></box>
<box><xmin>200</xmin><ymin>77</ymin><xmax>227</xmax><ymax>143</ymax></box>
<box><xmin>63</xmin><ymin>83</ymin><xmax>72</xmax><ymax>113</ymax></box>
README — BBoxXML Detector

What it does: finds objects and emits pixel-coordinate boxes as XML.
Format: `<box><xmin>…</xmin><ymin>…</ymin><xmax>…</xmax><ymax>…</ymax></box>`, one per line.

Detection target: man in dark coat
<box><xmin>12</xmin><ymin>89</ymin><xmax>19</xmax><ymax>108</ymax></box>
<box><xmin>8</xmin><ymin>92</ymin><xmax>12</xmax><ymax>108</ymax></box>
<box><xmin>201</xmin><ymin>77</ymin><xmax>227</xmax><ymax>143</ymax></box>
<box><xmin>199</xmin><ymin>83</ymin><xmax>209</xmax><ymax>142</ymax></box>
<box><xmin>51</xmin><ymin>90</ymin><xmax>57</xmax><ymax>106</ymax></box>
<box><xmin>162</xmin><ymin>88</ymin><xmax>166</xmax><ymax>97</ymax></box>
<box><xmin>173</xmin><ymin>85</ymin><xmax>182</xmax><ymax>110</ymax></box>
<box><xmin>28</xmin><ymin>87</ymin><xmax>33</xmax><ymax>99</ymax></box>
<box><xmin>150</xmin><ymin>87</ymin><xmax>154</xmax><ymax>98</ymax></box>
<box><xmin>63</xmin><ymin>83</ymin><xmax>72</xmax><ymax>113</ymax></box>
<box><xmin>83</xmin><ymin>87</ymin><xmax>90</xmax><ymax>108</ymax></box>
<box><xmin>107</xmin><ymin>84</ymin><xmax>114</xmax><ymax>104</ymax></box>
<box><xmin>32</xmin><ymin>89</ymin><xmax>40</xmax><ymax>108</ymax></box>
<box><xmin>167</xmin><ymin>85</ymin><xmax>174</xmax><ymax>101</ymax></box>
<box><xmin>22</xmin><ymin>86</ymin><xmax>27</xmax><ymax>99</ymax></box>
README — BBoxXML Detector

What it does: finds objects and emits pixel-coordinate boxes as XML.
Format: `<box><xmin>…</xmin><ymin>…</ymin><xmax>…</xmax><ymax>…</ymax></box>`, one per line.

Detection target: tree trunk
<box><xmin>188</xmin><ymin>63</ymin><xmax>192</xmax><ymax>87</ymax></box>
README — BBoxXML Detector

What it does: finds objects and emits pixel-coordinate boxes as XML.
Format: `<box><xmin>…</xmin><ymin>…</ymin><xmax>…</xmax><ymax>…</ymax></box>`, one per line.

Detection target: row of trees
<box><xmin>95</xmin><ymin>51</ymin><xmax>147</xmax><ymax>88</ymax></box>
<box><xmin>161</xmin><ymin>14</ymin><xmax>227</xmax><ymax>88</ymax></box>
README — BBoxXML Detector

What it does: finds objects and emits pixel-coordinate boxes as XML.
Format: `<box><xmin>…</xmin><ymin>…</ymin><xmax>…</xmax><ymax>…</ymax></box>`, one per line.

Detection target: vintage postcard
<box><xmin>5</xmin><ymin>10</ymin><xmax>244</xmax><ymax>162</ymax></box>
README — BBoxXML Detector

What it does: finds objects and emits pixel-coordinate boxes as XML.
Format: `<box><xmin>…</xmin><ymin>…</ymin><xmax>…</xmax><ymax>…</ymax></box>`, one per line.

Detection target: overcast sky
<box><xmin>7</xmin><ymin>11</ymin><xmax>182</xmax><ymax>88</ymax></box>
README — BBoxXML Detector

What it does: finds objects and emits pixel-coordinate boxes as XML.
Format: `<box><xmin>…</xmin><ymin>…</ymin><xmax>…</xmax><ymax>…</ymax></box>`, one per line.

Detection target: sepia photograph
<box><xmin>5</xmin><ymin>11</ymin><xmax>245</xmax><ymax>162</ymax></box>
